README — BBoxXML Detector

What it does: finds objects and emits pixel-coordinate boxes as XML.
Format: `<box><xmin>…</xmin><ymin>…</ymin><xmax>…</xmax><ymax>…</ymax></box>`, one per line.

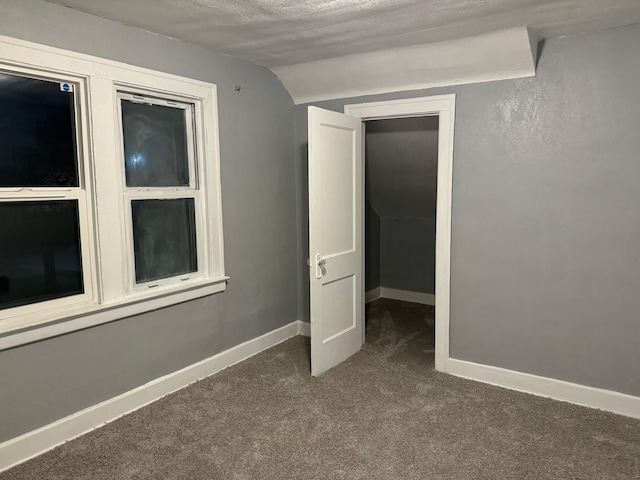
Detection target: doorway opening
<box><xmin>363</xmin><ymin>115</ymin><xmax>438</xmax><ymax>368</ymax></box>
<box><xmin>345</xmin><ymin>95</ymin><xmax>455</xmax><ymax>372</ymax></box>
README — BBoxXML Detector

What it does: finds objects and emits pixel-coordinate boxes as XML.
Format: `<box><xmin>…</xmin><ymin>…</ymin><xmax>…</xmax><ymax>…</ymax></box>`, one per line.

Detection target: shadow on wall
<box><xmin>298</xmin><ymin>141</ymin><xmax>310</xmax><ymax>323</ymax></box>
<box><xmin>365</xmin><ymin>116</ymin><xmax>438</xmax><ymax>296</ymax></box>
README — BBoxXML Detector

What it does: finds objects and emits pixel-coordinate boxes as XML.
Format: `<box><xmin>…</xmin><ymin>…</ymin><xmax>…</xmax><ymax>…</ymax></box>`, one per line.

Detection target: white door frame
<box><xmin>345</xmin><ymin>94</ymin><xmax>455</xmax><ymax>373</ymax></box>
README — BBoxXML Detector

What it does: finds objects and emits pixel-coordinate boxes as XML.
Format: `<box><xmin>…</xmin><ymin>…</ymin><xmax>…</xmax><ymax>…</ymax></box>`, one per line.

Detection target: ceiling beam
<box><xmin>273</xmin><ymin>27</ymin><xmax>538</xmax><ymax>105</ymax></box>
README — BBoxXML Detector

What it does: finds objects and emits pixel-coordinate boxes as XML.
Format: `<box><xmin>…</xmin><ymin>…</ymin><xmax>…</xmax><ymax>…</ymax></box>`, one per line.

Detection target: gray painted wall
<box><xmin>296</xmin><ymin>24</ymin><xmax>640</xmax><ymax>397</ymax></box>
<box><xmin>0</xmin><ymin>0</ymin><xmax>296</xmax><ymax>442</ymax></box>
<box><xmin>365</xmin><ymin>201</ymin><xmax>381</xmax><ymax>291</ymax></box>
<box><xmin>380</xmin><ymin>218</ymin><xmax>436</xmax><ymax>294</ymax></box>
<box><xmin>365</xmin><ymin>117</ymin><xmax>439</xmax><ymax>220</ymax></box>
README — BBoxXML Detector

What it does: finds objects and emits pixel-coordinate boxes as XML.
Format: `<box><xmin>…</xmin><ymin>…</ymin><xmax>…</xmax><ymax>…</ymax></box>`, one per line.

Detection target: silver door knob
<box><xmin>314</xmin><ymin>253</ymin><xmax>326</xmax><ymax>279</ymax></box>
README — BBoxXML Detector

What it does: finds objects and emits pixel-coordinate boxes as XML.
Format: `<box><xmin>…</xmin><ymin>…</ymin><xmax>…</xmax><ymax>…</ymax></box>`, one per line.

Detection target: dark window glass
<box><xmin>131</xmin><ymin>198</ymin><xmax>197</xmax><ymax>283</ymax></box>
<box><xmin>0</xmin><ymin>201</ymin><xmax>83</xmax><ymax>310</ymax></box>
<box><xmin>0</xmin><ymin>72</ymin><xmax>79</xmax><ymax>187</ymax></box>
<box><xmin>121</xmin><ymin>100</ymin><xmax>190</xmax><ymax>187</ymax></box>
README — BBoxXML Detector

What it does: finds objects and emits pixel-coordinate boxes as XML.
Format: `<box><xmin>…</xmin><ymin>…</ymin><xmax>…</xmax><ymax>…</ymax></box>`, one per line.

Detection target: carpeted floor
<box><xmin>3</xmin><ymin>298</ymin><xmax>640</xmax><ymax>479</ymax></box>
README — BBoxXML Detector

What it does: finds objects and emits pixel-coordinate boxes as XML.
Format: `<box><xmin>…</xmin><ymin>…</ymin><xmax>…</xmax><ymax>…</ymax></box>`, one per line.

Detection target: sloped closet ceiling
<box><xmin>45</xmin><ymin>0</ymin><xmax>640</xmax><ymax>101</ymax></box>
<box><xmin>366</xmin><ymin>117</ymin><xmax>439</xmax><ymax>221</ymax></box>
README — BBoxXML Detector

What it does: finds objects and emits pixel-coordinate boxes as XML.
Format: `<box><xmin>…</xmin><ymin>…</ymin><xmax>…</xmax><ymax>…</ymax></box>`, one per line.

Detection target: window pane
<box><xmin>121</xmin><ymin>100</ymin><xmax>190</xmax><ymax>187</ymax></box>
<box><xmin>0</xmin><ymin>201</ymin><xmax>83</xmax><ymax>310</ymax></box>
<box><xmin>0</xmin><ymin>72</ymin><xmax>79</xmax><ymax>187</ymax></box>
<box><xmin>131</xmin><ymin>198</ymin><xmax>197</xmax><ymax>283</ymax></box>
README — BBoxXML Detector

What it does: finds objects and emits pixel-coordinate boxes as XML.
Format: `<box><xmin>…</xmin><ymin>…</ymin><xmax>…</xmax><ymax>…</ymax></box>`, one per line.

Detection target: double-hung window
<box><xmin>0</xmin><ymin>69</ymin><xmax>95</xmax><ymax>321</ymax></box>
<box><xmin>0</xmin><ymin>35</ymin><xmax>226</xmax><ymax>348</ymax></box>
<box><xmin>117</xmin><ymin>93</ymin><xmax>204</xmax><ymax>291</ymax></box>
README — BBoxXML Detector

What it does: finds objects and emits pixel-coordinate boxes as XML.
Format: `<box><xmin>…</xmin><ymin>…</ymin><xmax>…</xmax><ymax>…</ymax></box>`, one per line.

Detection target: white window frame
<box><xmin>0</xmin><ymin>35</ymin><xmax>227</xmax><ymax>350</ymax></box>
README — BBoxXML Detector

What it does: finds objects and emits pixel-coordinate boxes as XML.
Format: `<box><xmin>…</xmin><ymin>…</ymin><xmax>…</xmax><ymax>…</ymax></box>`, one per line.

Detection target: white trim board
<box><xmin>363</xmin><ymin>286</ymin><xmax>640</xmax><ymax>418</ymax></box>
<box><xmin>0</xmin><ymin>279</ymin><xmax>228</xmax><ymax>352</ymax></box>
<box><xmin>378</xmin><ymin>288</ymin><xmax>435</xmax><ymax>306</ymax></box>
<box><xmin>297</xmin><ymin>320</ymin><xmax>310</xmax><ymax>337</ymax></box>
<box><xmin>365</xmin><ymin>287</ymin><xmax>381</xmax><ymax>303</ymax></box>
<box><xmin>365</xmin><ymin>287</ymin><xmax>435</xmax><ymax>305</ymax></box>
<box><xmin>446</xmin><ymin>359</ymin><xmax>640</xmax><ymax>420</ymax></box>
<box><xmin>0</xmin><ymin>320</ymin><xmax>303</xmax><ymax>474</ymax></box>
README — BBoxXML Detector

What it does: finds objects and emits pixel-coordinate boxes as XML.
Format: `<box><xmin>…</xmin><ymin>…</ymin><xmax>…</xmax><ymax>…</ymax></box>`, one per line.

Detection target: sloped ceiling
<box><xmin>45</xmin><ymin>0</ymin><xmax>640</xmax><ymax>102</ymax></box>
<box><xmin>275</xmin><ymin>27</ymin><xmax>538</xmax><ymax>104</ymax></box>
<box><xmin>366</xmin><ymin>117</ymin><xmax>439</xmax><ymax>220</ymax></box>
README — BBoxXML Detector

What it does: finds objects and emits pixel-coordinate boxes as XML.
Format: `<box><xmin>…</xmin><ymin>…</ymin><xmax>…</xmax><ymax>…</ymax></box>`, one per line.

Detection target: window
<box><xmin>0</xmin><ymin>35</ymin><xmax>226</xmax><ymax>346</ymax></box>
<box><xmin>117</xmin><ymin>93</ymin><xmax>204</xmax><ymax>290</ymax></box>
<box><xmin>0</xmin><ymin>70</ymin><xmax>95</xmax><ymax>321</ymax></box>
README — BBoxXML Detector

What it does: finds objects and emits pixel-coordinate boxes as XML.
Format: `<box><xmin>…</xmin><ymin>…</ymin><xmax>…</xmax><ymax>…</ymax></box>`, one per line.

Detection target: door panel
<box><xmin>319</xmin><ymin>125</ymin><xmax>355</xmax><ymax>255</ymax></box>
<box><xmin>321</xmin><ymin>274</ymin><xmax>356</xmax><ymax>342</ymax></box>
<box><xmin>308</xmin><ymin>106</ymin><xmax>363</xmax><ymax>376</ymax></box>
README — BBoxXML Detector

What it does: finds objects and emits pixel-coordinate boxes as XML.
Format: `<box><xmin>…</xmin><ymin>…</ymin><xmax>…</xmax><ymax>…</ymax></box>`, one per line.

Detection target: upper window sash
<box><xmin>116</xmin><ymin>91</ymin><xmax>199</xmax><ymax>191</ymax></box>
<box><xmin>0</xmin><ymin>68</ymin><xmax>88</xmax><ymax>193</ymax></box>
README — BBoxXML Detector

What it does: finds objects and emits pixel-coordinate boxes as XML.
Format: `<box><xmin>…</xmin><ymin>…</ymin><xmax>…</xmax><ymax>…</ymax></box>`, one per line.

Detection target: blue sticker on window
<box><xmin>59</xmin><ymin>82</ymin><xmax>73</xmax><ymax>92</ymax></box>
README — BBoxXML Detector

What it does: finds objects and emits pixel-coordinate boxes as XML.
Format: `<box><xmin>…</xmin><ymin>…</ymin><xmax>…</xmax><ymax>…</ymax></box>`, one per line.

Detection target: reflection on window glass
<box><xmin>131</xmin><ymin>198</ymin><xmax>197</xmax><ymax>283</ymax></box>
<box><xmin>121</xmin><ymin>100</ymin><xmax>190</xmax><ymax>187</ymax></box>
<box><xmin>0</xmin><ymin>72</ymin><xmax>79</xmax><ymax>187</ymax></box>
<box><xmin>0</xmin><ymin>201</ymin><xmax>83</xmax><ymax>310</ymax></box>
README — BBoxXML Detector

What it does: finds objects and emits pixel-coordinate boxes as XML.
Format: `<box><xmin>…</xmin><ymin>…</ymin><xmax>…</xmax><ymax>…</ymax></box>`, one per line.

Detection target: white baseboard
<box><xmin>446</xmin><ymin>358</ymin><xmax>640</xmax><ymax>420</ymax></box>
<box><xmin>378</xmin><ymin>287</ymin><xmax>435</xmax><ymax>306</ymax></box>
<box><xmin>365</xmin><ymin>287</ymin><xmax>381</xmax><ymax>304</ymax></box>
<box><xmin>0</xmin><ymin>320</ymin><xmax>302</xmax><ymax>473</ymax></box>
<box><xmin>365</xmin><ymin>287</ymin><xmax>435</xmax><ymax>305</ymax></box>
<box><xmin>297</xmin><ymin>320</ymin><xmax>310</xmax><ymax>337</ymax></box>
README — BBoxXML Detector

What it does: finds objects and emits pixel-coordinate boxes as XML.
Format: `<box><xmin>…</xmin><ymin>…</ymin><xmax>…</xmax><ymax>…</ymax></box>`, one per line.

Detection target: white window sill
<box><xmin>0</xmin><ymin>277</ymin><xmax>229</xmax><ymax>351</ymax></box>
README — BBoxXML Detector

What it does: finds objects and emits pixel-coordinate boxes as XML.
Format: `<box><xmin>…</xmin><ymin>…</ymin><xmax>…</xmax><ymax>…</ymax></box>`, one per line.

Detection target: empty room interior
<box><xmin>1</xmin><ymin>0</ymin><xmax>640</xmax><ymax>478</ymax></box>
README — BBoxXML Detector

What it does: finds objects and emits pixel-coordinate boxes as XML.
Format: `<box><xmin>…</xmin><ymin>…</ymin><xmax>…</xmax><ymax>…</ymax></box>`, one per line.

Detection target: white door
<box><xmin>308</xmin><ymin>106</ymin><xmax>364</xmax><ymax>376</ymax></box>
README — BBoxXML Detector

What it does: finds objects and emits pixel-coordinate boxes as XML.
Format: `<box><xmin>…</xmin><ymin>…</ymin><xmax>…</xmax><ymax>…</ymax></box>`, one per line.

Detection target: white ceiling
<box><xmin>45</xmin><ymin>0</ymin><xmax>640</xmax><ymax>102</ymax></box>
<box><xmin>46</xmin><ymin>0</ymin><xmax>640</xmax><ymax>68</ymax></box>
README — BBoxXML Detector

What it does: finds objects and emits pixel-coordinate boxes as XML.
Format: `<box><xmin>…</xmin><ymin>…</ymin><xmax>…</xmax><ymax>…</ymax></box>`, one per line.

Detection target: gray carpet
<box><xmin>3</xmin><ymin>298</ymin><xmax>640</xmax><ymax>479</ymax></box>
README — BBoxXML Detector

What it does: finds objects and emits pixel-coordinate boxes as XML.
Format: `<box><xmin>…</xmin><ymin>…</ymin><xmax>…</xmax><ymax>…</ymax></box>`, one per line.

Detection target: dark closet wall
<box><xmin>365</xmin><ymin>117</ymin><xmax>439</xmax><ymax>295</ymax></box>
<box><xmin>365</xmin><ymin>201</ymin><xmax>381</xmax><ymax>291</ymax></box>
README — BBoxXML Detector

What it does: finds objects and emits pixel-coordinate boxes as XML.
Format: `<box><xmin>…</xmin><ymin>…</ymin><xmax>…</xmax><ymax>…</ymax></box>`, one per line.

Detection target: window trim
<box><xmin>0</xmin><ymin>279</ymin><xmax>227</xmax><ymax>350</ymax></box>
<box><xmin>0</xmin><ymin>34</ymin><xmax>227</xmax><ymax>350</ymax></box>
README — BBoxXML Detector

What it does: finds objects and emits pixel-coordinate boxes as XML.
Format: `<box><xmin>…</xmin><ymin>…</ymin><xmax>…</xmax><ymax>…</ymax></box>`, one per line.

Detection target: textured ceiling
<box><xmin>366</xmin><ymin>117</ymin><xmax>439</xmax><ymax>220</ymax></box>
<box><xmin>45</xmin><ymin>0</ymin><xmax>640</xmax><ymax>68</ymax></box>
